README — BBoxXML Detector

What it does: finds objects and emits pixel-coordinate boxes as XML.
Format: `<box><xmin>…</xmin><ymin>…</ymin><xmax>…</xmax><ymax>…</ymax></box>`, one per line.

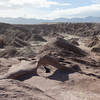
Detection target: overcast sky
<box><xmin>0</xmin><ymin>0</ymin><xmax>100</xmax><ymax>19</ymax></box>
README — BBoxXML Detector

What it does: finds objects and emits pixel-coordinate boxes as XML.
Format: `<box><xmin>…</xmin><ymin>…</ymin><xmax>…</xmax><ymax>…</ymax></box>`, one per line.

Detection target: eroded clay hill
<box><xmin>0</xmin><ymin>23</ymin><xmax>100</xmax><ymax>46</ymax></box>
<box><xmin>0</xmin><ymin>23</ymin><xmax>100</xmax><ymax>100</ymax></box>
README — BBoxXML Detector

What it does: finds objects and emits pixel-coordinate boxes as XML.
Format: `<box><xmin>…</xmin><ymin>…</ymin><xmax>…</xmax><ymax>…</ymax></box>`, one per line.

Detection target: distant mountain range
<box><xmin>0</xmin><ymin>16</ymin><xmax>100</xmax><ymax>24</ymax></box>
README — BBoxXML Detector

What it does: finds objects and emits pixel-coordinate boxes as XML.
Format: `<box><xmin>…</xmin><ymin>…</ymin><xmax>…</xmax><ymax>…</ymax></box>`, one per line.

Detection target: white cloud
<box><xmin>0</xmin><ymin>0</ymin><xmax>70</xmax><ymax>8</ymax></box>
<box><xmin>92</xmin><ymin>0</ymin><xmax>100</xmax><ymax>3</ymax></box>
<box><xmin>9</xmin><ymin>0</ymin><xmax>56</xmax><ymax>7</ymax></box>
<box><xmin>0</xmin><ymin>0</ymin><xmax>70</xmax><ymax>18</ymax></box>
<box><xmin>47</xmin><ymin>4</ymin><xmax>100</xmax><ymax>19</ymax></box>
<box><xmin>0</xmin><ymin>0</ymin><xmax>100</xmax><ymax>19</ymax></box>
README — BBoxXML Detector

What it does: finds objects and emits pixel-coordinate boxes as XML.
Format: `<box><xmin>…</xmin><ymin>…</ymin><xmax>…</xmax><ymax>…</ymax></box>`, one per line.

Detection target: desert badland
<box><xmin>0</xmin><ymin>23</ymin><xmax>100</xmax><ymax>100</ymax></box>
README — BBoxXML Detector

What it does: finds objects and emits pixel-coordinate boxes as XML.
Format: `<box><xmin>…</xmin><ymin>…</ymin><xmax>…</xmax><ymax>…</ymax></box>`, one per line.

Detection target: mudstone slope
<box><xmin>0</xmin><ymin>23</ymin><xmax>100</xmax><ymax>100</ymax></box>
